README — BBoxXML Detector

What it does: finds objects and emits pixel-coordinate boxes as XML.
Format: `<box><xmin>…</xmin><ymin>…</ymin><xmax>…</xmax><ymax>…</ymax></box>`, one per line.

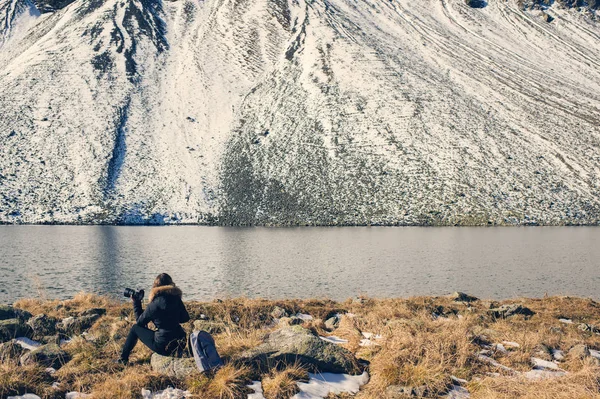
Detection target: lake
<box><xmin>0</xmin><ymin>226</ymin><xmax>599</xmax><ymax>303</ymax></box>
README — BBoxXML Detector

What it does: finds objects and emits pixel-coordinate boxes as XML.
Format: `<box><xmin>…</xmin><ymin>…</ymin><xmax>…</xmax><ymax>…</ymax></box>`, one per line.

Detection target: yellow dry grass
<box><xmin>262</xmin><ymin>363</ymin><xmax>308</xmax><ymax>399</ymax></box>
<box><xmin>3</xmin><ymin>294</ymin><xmax>600</xmax><ymax>398</ymax></box>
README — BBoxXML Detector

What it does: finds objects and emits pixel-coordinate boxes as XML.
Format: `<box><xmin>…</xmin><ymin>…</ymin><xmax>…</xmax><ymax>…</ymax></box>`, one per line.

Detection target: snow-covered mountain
<box><xmin>0</xmin><ymin>0</ymin><xmax>599</xmax><ymax>225</ymax></box>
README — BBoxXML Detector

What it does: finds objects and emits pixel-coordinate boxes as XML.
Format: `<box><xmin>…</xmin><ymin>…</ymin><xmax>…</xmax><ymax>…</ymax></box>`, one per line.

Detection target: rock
<box><xmin>150</xmin><ymin>353</ymin><xmax>197</xmax><ymax>378</ymax></box>
<box><xmin>531</xmin><ymin>357</ymin><xmax>561</xmax><ymax>370</ymax></box>
<box><xmin>0</xmin><ymin>305</ymin><xmax>32</xmax><ymax>321</ymax></box>
<box><xmin>239</xmin><ymin>325</ymin><xmax>360</xmax><ymax>374</ymax></box>
<box><xmin>32</xmin><ymin>0</ymin><xmax>76</xmax><ymax>13</ymax></box>
<box><xmin>552</xmin><ymin>349</ymin><xmax>565</xmax><ymax>361</ymax></box>
<box><xmin>385</xmin><ymin>384</ymin><xmax>428</xmax><ymax>397</ymax></box>
<box><xmin>79</xmin><ymin>308</ymin><xmax>106</xmax><ymax>317</ymax></box>
<box><xmin>28</xmin><ymin>314</ymin><xmax>59</xmax><ymax>338</ymax></box>
<box><xmin>270</xmin><ymin>306</ymin><xmax>289</xmax><ymax>319</ymax></box>
<box><xmin>533</xmin><ymin>344</ymin><xmax>553</xmax><ymax>361</ymax></box>
<box><xmin>6</xmin><ymin>394</ymin><xmax>42</xmax><ymax>399</ymax></box>
<box><xmin>466</xmin><ymin>0</ymin><xmax>487</xmax><ymax>8</ymax></box>
<box><xmin>578</xmin><ymin>323</ymin><xmax>600</xmax><ymax>334</ymax></box>
<box><xmin>324</xmin><ymin>316</ymin><xmax>340</xmax><ymax>331</ymax></box>
<box><xmin>278</xmin><ymin>316</ymin><xmax>303</xmax><ymax>326</ymax></box>
<box><xmin>0</xmin><ymin>318</ymin><xmax>34</xmax><ymax>342</ymax></box>
<box><xmin>444</xmin><ymin>385</ymin><xmax>470</xmax><ymax>399</ymax></box>
<box><xmin>477</xmin><ymin>354</ymin><xmax>518</xmax><ymax>374</ymax></box>
<box><xmin>450</xmin><ymin>292</ymin><xmax>478</xmax><ymax>303</ymax></box>
<box><xmin>353</xmin><ymin>297</ymin><xmax>366</xmax><ymax>304</ymax></box>
<box><xmin>568</xmin><ymin>344</ymin><xmax>591</xmax><ymax>359</ymax></box>
<box><xmin>0</xmin><ymin>340</ymin><xmax>25</xmax><ymax>361</ymax></box>
<box><xmin>20</xmin><ymin>343</ymin><xmax>71</xmax><ymax>369</ymax></box>
<box><xmin>57</xmin><ymin>314</ymin><xmax>100</xmax><ymax>335</ymax></box>
<box><xmin>523</xmin><ymin>369</ymin><xmax>567</xmax><ymax>379</ymax></box>
<box><xmin>193</xmin><ymin>320</ymin><xmax>228</xmax><ymax>334</ymax></box>
<box><xmin>488</xmin><ymin>304</ymin><xmax>535</xmax><ymax>319</ymax></box>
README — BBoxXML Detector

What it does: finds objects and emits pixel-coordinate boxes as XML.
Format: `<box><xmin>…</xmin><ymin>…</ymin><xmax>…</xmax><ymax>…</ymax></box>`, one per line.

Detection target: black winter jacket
<box><xmin>133</xmin><ymin>285</ymin><xmax>190</xmax><ymax>345</ymax></box>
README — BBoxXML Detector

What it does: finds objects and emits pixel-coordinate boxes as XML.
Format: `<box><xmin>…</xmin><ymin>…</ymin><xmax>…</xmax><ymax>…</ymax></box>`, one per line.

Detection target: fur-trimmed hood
<box><xmin>149</xmin><ymin>284</ymin><xmax>182</xmax><ymax>302</ymax></box>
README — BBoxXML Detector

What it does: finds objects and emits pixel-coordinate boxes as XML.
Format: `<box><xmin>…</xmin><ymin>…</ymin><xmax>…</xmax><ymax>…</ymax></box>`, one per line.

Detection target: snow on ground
<box><xmin>246</xmin><ymin>372</ymin><xmax>369</xmax><ymax>399</ymax></box>
<box><xmin>14</xmin><ymin>337</ymin><xmax>41</xmax><ymax>350</ymax></box>
<box><xmin>292</xmin><ymin>371</ymin><xmax>370</xmax><ymax>399</ymax></box>
<box><xmin>141</xmin><ymin>387</ymin><xmax>191</xmax><ymax>399</ymax></box>
<box><xmin>319</xmin><ymin>335</ymin><xmax>349</xmax><ymax>344</ymax></box>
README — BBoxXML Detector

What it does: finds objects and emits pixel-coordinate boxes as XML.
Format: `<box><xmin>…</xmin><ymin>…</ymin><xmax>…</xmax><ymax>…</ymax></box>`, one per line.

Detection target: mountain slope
<box><xmin>0</xmin><ymin>0</ymin><xmax>599</xmax><ymax>225</ymax></box>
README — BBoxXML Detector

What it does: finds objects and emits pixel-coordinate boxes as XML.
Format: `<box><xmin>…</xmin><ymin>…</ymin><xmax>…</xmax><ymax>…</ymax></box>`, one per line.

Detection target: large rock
<box><xmin>151</xmin><ymin>353</ymin><xmax>197</xmax><ymax>378</ymax></box>
<box><xmin>271</xmin><ymin>306</ymin><xmax>289</xmax><ymax>319</ymax></box>
<box><xmin>568</xmin><ymin>344</ymin><xmax>591</xmax><ymax>359</ymax></box>
<box><xmin>57</xmin><ymin>314</ymin><xmax>100</xmax><ymax>335</ymax></box>
<box><xmin>0</xmin><ymin>318</ymin><xmax>34</xmax><ymax>342</ymax></box>
<box><xmin>239</xmin><ymin>326</ymin><xmax>360</xmax><ymax>374</ymax></box>
<box><xmin>0</xmin><ymin>340</ymin><xmax>25</xmax><ymax>361</ymax></box>
<box><xmin>28</xmin><ymin>314</ymin><xmax>59</xmax><ymax>339</ymax></box>
<box><xmin>0</xmin><ymin>305</ymin><xmax>32</xmax><ymax>321</ymax></box>
<box><xmin>488</xmin><ymin>304</ymin><xmax>535</xmax><ymax>319</ymax></box>
<box><xmin>20</xmin><ymin>343</ymin><xmax>70</xmax><ymax>369</ymax></box>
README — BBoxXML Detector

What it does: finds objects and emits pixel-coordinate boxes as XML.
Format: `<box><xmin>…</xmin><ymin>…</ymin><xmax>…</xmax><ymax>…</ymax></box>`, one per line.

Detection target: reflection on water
<box><xmin>1</xmin><ymin>226</ymin><xmax>599</xmax><ymax>303</ymax></box>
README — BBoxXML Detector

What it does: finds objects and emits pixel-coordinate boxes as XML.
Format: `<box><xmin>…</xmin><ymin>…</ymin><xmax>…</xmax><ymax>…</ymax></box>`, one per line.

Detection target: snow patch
<box><xmin>141</xmin><ymin>387</ymin><xmax>191</xmax><ymax>399</ymax></box>
<box><xmin>291</xmin><ymin>371</ymin><xmax>369</xmax><ymax>399</ymax></box>
<box><xmin>319</xmin><ymin>336</ymin><xmax>349</xmax><ymax>345</ymax></box>
<box><xmin>14</xmin><ymin>337</ymin><xmax>41</xmax><ymax>350</ymax></box>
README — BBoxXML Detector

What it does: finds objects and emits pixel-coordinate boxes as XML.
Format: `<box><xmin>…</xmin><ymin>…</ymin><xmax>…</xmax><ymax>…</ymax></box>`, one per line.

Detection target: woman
<box><xmin>119</xmin><ymin>273</ymin><xmax>190</xmax><ymax>364</ymax></box>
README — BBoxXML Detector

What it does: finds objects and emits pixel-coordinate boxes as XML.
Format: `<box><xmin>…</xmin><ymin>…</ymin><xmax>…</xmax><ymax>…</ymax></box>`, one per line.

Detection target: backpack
<box><xmin>190</xmin><ymin>331</ymin><xmax>224</xmax><ymax>373</ymax></box>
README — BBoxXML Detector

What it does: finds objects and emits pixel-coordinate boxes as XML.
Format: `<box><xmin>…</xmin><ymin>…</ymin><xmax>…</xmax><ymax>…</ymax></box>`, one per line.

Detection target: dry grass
<box><xmin>187</xmin><ymin>364</ymin><xmax>251</xmax><ymax>399</ymax></box>
<box><xmin>4</xmin><ymin>295</ymin><xmax>600</xmax><ymax>398</ymax></box>
<box><xmin>262</xmin><ymin>363</ymin><xmax>308</xmax><ymax>399</ymax></box>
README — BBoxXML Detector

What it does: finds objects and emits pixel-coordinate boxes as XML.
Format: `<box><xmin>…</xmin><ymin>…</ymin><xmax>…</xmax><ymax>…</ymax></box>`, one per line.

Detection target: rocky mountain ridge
<box><xmin>1</xmin><ymin>0</ymin><xmax>599</xmax><ymax>225</ymax></box>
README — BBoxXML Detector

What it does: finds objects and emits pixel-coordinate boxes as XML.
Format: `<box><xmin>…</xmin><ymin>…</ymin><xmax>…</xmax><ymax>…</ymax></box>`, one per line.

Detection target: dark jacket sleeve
<box><xmin>136</xmin><ymin>300</ymin><xmax>159</xmax><ymax>328</ymax></box>
<box><xmin>180</xmin><ymin>300</ymin><xmax>190</xmax><ymax>323</ymax></box>
<box><xmin>133</xmin><ymin>298</ymin><xmax>144</xmax><ymax>320</ymax></box>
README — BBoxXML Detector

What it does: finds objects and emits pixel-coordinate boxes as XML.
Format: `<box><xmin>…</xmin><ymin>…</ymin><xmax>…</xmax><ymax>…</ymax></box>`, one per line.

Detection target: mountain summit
<box><xmin>1</xmin><ymin>0</ymin><xmax>599</xmax><ymax>225</ymax></box>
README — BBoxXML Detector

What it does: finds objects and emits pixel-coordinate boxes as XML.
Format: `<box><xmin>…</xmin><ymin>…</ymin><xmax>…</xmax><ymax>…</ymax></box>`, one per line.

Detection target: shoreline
<box><xmin>2</xmin><ymin>294</ymin><xmax>600</xmax><ymax>398</ymax></box>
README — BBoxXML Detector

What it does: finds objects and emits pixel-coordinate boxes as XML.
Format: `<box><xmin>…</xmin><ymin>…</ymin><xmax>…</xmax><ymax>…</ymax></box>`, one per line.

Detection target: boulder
<box><xmin>270</xmin><ymin>306</ymin><xmax>289</xmax><ymax>319</ymax></box>
<box><xmin>28</xmin><ymin>314</ymin><xmax>59</xmax><ymax>339</ymax></box>
<box><xmin>20</xmin><ymin>343</ymin><xmax>71</xmax><ymax>369</ymax></box>
<box><xmin>0</xmin><ymin>305</ymin><xmax>32</xmax><ymax>321</ymax></box>
<box><xmin>449</xmin><ymin>292</ymin><xmax>478</xmax><ymax>303</ymax></box>
<box><xmin>568</xmin><ymin>344</ymin><xmax>591</xmax><ymax>359</ymax></box>
<box><xmin>57</xmin><ymin>314</ymin><xmax>100</xmax><ymax>335</ymax></box>
<box><xmin>0</xmin><ymin>318</ymin><xmax>34</xmax><ymax>342</ymax></box>
<box><xmin>325</xmin><ymin>316</ymin><xmax>340</xmax><ymax>331</ymax></box>
<box><xmin>0</xmin><ymin>340</ymin><xmax>25</xmax><ymax>361</ymax></box>
<box><xmin>239</xmin><ymin>325</ymin><xmax>360</xmax><ymax>374</ymax></box>
<box><xmin>488</xmin><ymin>304</ymin><xmax>534</xmax><ymax>319</ymax></box>
<box><xmin>151</xmin><ymin>353</ymin><xmax>197</xmax><ymax>378</ymax></box>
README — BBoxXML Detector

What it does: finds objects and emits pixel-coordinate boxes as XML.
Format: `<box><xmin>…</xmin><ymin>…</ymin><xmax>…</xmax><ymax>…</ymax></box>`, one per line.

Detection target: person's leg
<box><xmin>121</xmin><ymin>325</ymin><xmax>160</xmax><ymax>361</ymax></box>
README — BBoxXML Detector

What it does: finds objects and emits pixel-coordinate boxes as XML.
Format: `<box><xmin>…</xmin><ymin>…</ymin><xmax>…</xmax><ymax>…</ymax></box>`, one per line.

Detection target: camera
<box><xmin>123</xmin><ymin>288</ymin><xmax>144</xmax><ymax>301</ymax></box>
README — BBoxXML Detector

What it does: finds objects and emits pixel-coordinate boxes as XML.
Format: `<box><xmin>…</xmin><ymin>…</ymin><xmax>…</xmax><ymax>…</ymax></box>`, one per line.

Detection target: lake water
<box><xmin>0</xmin><ymin>226</ymin><xmax>599</xmax><ymax>304</ymax></box>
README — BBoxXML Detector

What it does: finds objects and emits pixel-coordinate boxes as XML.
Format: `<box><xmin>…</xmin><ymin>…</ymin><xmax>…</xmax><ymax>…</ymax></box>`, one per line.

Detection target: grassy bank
<box><xmin>2</xmin><ymin>294</ymin><xmax>600</xmax><ymax>398</ymax></box>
